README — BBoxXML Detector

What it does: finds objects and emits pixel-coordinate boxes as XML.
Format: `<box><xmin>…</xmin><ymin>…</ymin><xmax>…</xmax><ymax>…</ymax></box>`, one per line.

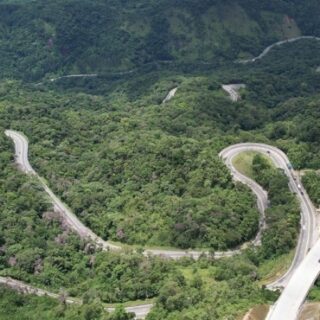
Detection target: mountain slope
<box><xmin>0</xmin><ymin>0</ymin><xmax>318</xmax><ymax>81</ymax></box>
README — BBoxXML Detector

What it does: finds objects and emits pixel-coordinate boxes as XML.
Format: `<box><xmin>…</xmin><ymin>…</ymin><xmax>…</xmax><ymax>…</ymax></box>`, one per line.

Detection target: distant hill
<box><xmin>0</xmin><ymin>0</ymin><xmax>319</xmax><ymax>81</ymax></box>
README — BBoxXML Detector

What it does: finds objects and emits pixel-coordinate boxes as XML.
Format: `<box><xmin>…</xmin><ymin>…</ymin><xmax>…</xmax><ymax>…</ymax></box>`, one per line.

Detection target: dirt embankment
<box><xmin>242</xmin><ymin>305</ymin><xmax>269</xmax><ymax>320</ymax></box>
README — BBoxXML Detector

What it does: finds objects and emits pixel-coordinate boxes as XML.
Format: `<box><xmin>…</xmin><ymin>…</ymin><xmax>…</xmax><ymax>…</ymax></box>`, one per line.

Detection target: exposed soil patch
<box><xmin>299</xmin><ymin>302</ymin><xmax>320</xmax><ymax>320</ymax></box>
<box><xmin>242</xmin><ymin>305</ymin><xmax>269</xmax><ymax>320</ymax></box>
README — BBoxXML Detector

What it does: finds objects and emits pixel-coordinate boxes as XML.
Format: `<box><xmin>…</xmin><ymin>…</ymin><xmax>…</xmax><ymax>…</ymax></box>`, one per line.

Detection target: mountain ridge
<box><xmin>0</xmin><ymin>0</ymin><xmax>319</xmax><ymax>81</ymax></box>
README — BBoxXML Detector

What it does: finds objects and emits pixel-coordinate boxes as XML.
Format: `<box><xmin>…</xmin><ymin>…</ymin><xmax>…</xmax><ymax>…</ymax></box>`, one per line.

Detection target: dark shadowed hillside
<box><xmin>0</xmin><ymin>0</ymin><xmax>319</xmax><ymax>80</ymax></box>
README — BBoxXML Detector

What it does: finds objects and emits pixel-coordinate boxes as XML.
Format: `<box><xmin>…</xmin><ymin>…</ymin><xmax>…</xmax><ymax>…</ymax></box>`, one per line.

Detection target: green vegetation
<box><xmin>233</xmin><ymin>151</ymin><xmax>258</xmax><ymax>179</ymax></box>
<box><xmin>233</xmin><ymin>152</ymin><xmax>298</xmax><ymax>283</ymax></box>
<box><xmin>0</xmin><ymin>35</ymin><xmax>316</xmax><ymax>316</ymax></box>
<box><xmin>0</xmin><ymin>82</ymin><xmax>262</xmax><ymax>250</ymax></box>
<box><xmin>232</xmin><ymin>151</ymin><xmax>273</xmax><ymax>179</ymax></box>
<box><xmin>232</xmin><ymin>149</ymin><xmax>300</xmax><ymax>261</ymax></box>
<box><xmin>303</xmin><ymin>171</ymin><xmax>320</xmax><ymax>206</ymax></box>
<box><xmin>0</xmin><ymin>286</ymin><xmax>136</xmax><ymax>320</ymax></box>
<box><xmin>258</xmin><ymin>251</ymin><xmax>294</xmax><ymax>286</ymax></box>
<box><xmin>0</xmin><ymin>0</ymin><xmax>319</xmax><ymax>81</ymax></box>
<box><xmin>0</xmin><ymin>130</ymin><xmax>173</xmax><ymax>304</ymax></box>
<box><xmin>148</xmin><ymin>259</ymin><xmax>275</xmax><ymax>320</ymax></box>
<box><xmin>308</xmin><ymin>286</ymin><xmax>320</xmax><ymax>302</ymax></box>
<box><xmin>0</xmin><ymin>73</ymin><xmax>302</xmax><ymax>318</ymax></box>
<box><xmin>251</xmin><ymin>154</ymin><xmax>300</xmax><ymax>258</ymax></box>
<box><xmin>147</xmin><ymin>153</ymin><xmax>299</xmax><ymax>319</ymax></box>
<box><xmin>0</xmin><ymin>125</ymin><xmax>294</xmax><ymax>319</ymax></box>
<box><xmin>1</xmin><ymin>0</ymin><xmax>320</xmax><ymax>318</ymax></box>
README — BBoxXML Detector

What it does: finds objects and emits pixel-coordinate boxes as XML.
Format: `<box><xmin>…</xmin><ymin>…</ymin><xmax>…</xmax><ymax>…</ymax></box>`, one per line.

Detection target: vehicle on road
<box><xmin>7</xmin><ymin>131</ymin><xmax>318</xmax><ymax>320</ymax></box>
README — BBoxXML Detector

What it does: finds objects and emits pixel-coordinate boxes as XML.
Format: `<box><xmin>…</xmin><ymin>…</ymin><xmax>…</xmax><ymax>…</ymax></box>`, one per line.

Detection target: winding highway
<box><xmin>0</xmin><ymin>276</ymin><xmax>79</xmax><ymax>304</ymax></box>
<box><xmin>0</xmin><ymin>276</ymin><xmax>152</xmax><ymax>319</ymax></box>
<box><xmin>4</xmin><ymin>130</ymin><xmax>320</xmax><ymax>319</ymax></box>
<box><xmin>267</xmin><ymin>239</ymin><xmax>320</xmax><ymax>320</ymax></box>
<box><xmin>5</xmin><ymin>130</ymin><xmax>121</xmax><ymax>252</ymax></box>
<box><xmin>238</xmin><ymin>35</ymin><xmax>320</xmax><ymax>64</ymax></box>
<box><xmin>222</xmin><ymin>84</ymin><xmax>246</xmax><ymax>102</ymax></box>
<box><xmin>222</xmin><ymin>144</ymin><xmax>320</xmax><ymax>319</ymax></box>
<box><xmin>162</xmin><ymin>87</ymin><xmax>178</xmax><ymax>104</ymax></box>
<box><xmin>3</xmin><ymin>130</ymin><xmax>242</xmax><ymax>261</ymax></box>
<box><xmin>221</xmin><ymin>143</ymin><xmax>318</xmax><ymax>289</ymax></box>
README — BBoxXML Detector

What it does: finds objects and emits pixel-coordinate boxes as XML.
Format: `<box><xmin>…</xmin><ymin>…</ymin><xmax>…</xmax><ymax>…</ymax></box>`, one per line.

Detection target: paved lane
<box><xmin>6</xmin><ymin>130</ymin><xmax>319</xmax><ymax>319</ymax></box>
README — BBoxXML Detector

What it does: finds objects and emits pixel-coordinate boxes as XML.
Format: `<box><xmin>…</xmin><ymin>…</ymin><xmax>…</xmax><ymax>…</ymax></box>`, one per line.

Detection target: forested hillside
<box><xmin>0</xmin><ymin>0</ymin><xmax>319</xmax><ymax>81</ymax></box>
<box><xmin>0</xmin><ymin>115</ymin><xmax>282</xmax><ymax>319</ymax></box>
<box><xmin>0</xmin><ymin>82</ymin><xmax>261</xmax><ymax>249</ymax></box>
<box><xmin>1</xmin><ymin>0</ymin><xmax>320</xmax><ymax>319</ymax></box>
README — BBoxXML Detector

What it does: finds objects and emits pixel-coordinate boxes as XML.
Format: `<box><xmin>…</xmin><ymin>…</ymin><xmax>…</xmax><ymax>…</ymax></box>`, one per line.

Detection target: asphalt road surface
<box><xmin>162</xmin><ymin>87</ymin><xmax>178</xmax><ymax>104</ymax></box>
<box><xmin>221</xmin><ymin>143</ymin><xmax>318</xmax><ymax>290</ymax></box>
<box><xmin>0</xmin><ymin>276</ymin><xmax>152</xmax><ymax>319</ymax></box>
<box><xmin>5</xmin><ymin>131</ymin><xmax>319</xmax><ymax>319</ymax></box>
<box><xmin>222</xmin><ymin>84</ymin><xmax>246</xmax><ymax>102</ymax></box>
<box><xmin>267</xmin><ymin>239</ymin><xmax>320</xmax><ymax>320</ymax></box>
<box><xmin>221</xmin><ymin>143</ymin><xmax>320</xmax><ymax>320</ymax></box>
<box><xmin>238</xmin><ymin>36</ymin><xmax>320</xmax><ymax>63</ymax></box>
<box><xmin>4</xmin><ymin>130</ymin><xmax>246</xmax><ymax>260</ymax></box>
<box><xmin>5</xmin><ymin>130</ymin><xmax>121</xmax><ymax>252</ymax></box>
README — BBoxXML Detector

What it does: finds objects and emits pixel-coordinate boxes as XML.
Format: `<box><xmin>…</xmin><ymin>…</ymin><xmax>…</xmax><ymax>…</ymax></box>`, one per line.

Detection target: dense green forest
<box><xmin>250</xmin><ymin>154</ymin><xmax>300</xmax><ymax>258</ymax></box>
<box><xmin>0</xmin><ymin>0</ymin><xmax>319</xmax><ymax>81</ymax></box>
<box><xmin>148</xmin><ymin>156</ymin><xmax>299</xmax><ymax>319</ymax></box>
<box><xmin>0</xmin><ymin>122</ymin><xmax>284</xmax><ymax>319</ymax></box>
<box><xmin>1</xmin><ymin>82</ymin><xmax>263</xmax><ymax>250</ymax></box>
<box><xmin>1</xmin><ymin>36</ymin><xmax>320</xmax><ymax>251</ymax></box>
<box><xmin>303</xmin><ymin>171</ymin><xmax>320</xmax><ymax>206</ymax></box>
<box><xmin>0</xmin><ymin>130</ymin><xmax>173</xmax><ymax>303</ymax></box>
<box><xmin>0</xmin><ymin>286</ymin><xmax>136</xmax><ymax>320</ymax></box>
<box><xmin>1</xmin><ymin>0</ymin><xmax>320</xmax><ymax>318</ymax></box>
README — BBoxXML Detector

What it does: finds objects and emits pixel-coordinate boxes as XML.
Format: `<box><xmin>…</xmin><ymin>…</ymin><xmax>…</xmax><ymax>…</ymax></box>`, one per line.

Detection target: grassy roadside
<box><xmin>258</xmin><ymin>250</ymin><xmax>294</xmax><ymax>285</ymax></box>
<box><xmin>232</xmin><ymin>151</ymin><xmax>273</xmax><ymax>179</ymax></box>
<box><xmin>236</xmin><ymin>251</ymin><xmax>294</xmax><ymax>320</ymax></box>
<box><xmin>239</xmin><ymin>305</ymin><xmax>270</xmax><ymax>320</ymax></box>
